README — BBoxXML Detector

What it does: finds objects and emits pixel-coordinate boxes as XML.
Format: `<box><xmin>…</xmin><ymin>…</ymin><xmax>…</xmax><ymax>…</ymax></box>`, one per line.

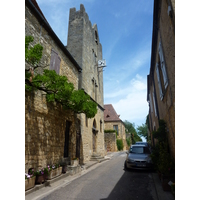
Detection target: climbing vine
<box><xmin>25</xmin><ymin>36</ymin><xmax>97</xmax><ymax>118</ymax></box>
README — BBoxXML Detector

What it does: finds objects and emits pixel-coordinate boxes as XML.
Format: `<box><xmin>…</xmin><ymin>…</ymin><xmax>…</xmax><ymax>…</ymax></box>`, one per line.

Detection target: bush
<box><xmin>116</xmin><ymin>139</ymin><xmax>124</xmax><ymax>151</ymax></box>
<box><xmin>104</xmin><ymin>129</ymin><xmax>116</xmax><ymax>133</ymax></box>
<box><xmin>126</xmin><ymin>138</ymin><xmax>131</xmax><ymax>146</ymax></box>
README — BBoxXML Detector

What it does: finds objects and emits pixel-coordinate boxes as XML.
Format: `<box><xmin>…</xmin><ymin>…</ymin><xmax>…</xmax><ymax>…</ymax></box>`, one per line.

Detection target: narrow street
<box><xmin>36</xmin><ymin>152</ymin><xmax>158</xmax><ymax>200</ymax></box>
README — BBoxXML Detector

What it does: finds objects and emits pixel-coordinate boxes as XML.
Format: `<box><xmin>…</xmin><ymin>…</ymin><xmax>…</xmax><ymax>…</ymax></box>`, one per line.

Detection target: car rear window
<box><xmin>129</xmin><ymin>146</ymin><xmax>150</xmax><ymax>154</ymax></box>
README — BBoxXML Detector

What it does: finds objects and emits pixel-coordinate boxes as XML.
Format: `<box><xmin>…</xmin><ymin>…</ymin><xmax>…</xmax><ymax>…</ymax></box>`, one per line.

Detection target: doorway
<box><xmin>64</xmin><ymin>121</ymin><xmax>70</xmax><ymax>158</ymax></box>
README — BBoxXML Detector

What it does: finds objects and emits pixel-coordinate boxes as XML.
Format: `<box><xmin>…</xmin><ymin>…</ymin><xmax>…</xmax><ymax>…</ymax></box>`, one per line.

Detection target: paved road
<box><xmin>40</xmin><ymin>151</ymin><xmax>158</xmax><ymax>200</ymax></box>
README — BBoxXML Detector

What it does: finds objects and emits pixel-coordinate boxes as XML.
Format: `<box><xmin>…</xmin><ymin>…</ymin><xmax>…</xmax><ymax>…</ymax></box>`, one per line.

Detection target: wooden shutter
<box><xmin>149</xmin><ymin>93</ymin><xmax>153</xmax><ymax>113</ymax></box>
<box><xmin>159</xmin><ymin>42</ymin><xmax>168</xmax><ymax>88</ymax></box>
<box><xmin>156</xmin><ymin>63</ymin><xmax>163</xmax><ymax>100</ymax></box>
<box><xmin>152</xmin><ymin>91</ymin><xmax>157</xmax><ymax>117</ymax></box>
<box><xmin>50</xmin><ymin>49</ymin><xmax>60</xmax><ymax>74</ymax></box>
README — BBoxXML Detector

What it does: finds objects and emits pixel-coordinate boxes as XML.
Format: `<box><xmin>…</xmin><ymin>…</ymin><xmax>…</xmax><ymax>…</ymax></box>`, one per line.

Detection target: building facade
<box><xmin>104</xmin><ymin>104</ymin><xmax>127</xmax><ymax>151</ymax></box>
<box><xmin>147</xmin><ymin>0</ymin><xmax>175</xmax><ymax>159</ymax></box>
<box><xmin>67</xmin><ymin>5</ymin><xmax>106</xmax><ymax>163</ymax></box>
<box><xmin>25</xmin><ymin>0</ymin><xmax>105</xmax><ymax>173</ymax></box>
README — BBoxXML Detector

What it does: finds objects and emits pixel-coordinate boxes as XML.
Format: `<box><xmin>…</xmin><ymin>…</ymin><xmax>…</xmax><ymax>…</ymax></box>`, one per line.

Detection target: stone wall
<box><xmin>104</xmin><ymin>132</ymin><xmax>117</xmax><ymax>152</ymax></box>
<box><xmin>104</xmin><ymin>121</ymin><xmax>127</xmax><ymax>151</ymax></box>
<box><xmin>67</xmin><ymin>4</ymin><xmax>105</xmax><ymax>163</ymax></box>
<box><xmin>25</xmin><ymin>91</ymin><xmax>77</xmax><ymax>173</ymax></box>
<box><xmin>25</xmin><ymin>3</ymin><xmax>80</xmax><ymax>172</ymax></box>
<box><xmin>25</xmin><ymin>6</ymin><xmax>79</xmax><ymax>88</ymax></box>
<box><xmin>148</xmin><ymin>0</ymin><xmax>175</xmax><ymax>158</ymax></box>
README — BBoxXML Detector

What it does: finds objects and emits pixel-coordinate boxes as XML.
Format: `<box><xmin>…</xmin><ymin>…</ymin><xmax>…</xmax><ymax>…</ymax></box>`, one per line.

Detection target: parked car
<box><xmin>124</xmin><ymin>144</ymin><xmax>153</xmax><ymax>170</ymax></box>
<box><xmin>135</xmin><ymin>142</ymin><xmax>151</xmax><ymax>152</ymax></box>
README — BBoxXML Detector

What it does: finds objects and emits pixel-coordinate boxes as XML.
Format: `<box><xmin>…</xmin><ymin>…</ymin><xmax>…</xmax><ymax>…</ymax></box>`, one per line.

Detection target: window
<box><xmin>130</xmin><ymin>146</ymin><xmax>150</xmax><ymax>154</ymax></box>
<box><xmin>156</xmin><ymin>63</ymin><xmax>163</xmax><ymax>100</ymax></box>
<box><xmin>95</xmin><ymin>31</ymin><xmax>98</xmax><ymax>45</ymax></box>
<box><xmin>92</xmin><ymin>78</ymin><xmax>98</xmax><ymax>101</ymax></box>
<box><xmin>113</xmin><ymin>125</ymin><xmax>118</xmax><ymax>135</ymax></box>
<box><xmin>95</xmin><ymin>81</ymin><xmax>98</xmax><ymax>101</ymax></box>
<box><xmin>149</xmin><ymin>93</ymin><xmax>153</xmax><ymax>113</ymax></box>
<box><xmin>158</xmin><ymin>41</ymin><xmax>168</xmax><ymax>89</ymax></box>
<box><xmin>152</xmin><ymin>89</ymin><xmax>157</xmax><ymax>117</ymax></box>
<box><xmin>100</xmin><ymin>120</ymin><xmax>102</xmax><ymax>132</ymax></box>
<box><xmin>50</xmin><ymin>49</ymin><xmax>61</xmax><ymax>74</ymax></box>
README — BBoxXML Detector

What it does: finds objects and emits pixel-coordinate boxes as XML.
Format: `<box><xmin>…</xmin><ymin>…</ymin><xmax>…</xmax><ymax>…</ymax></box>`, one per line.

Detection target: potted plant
<box><xmin>47</xmin><ymin>164</ymin><xmax>62</xmax><ymax>180</ymax></box>
<box><xmin>25</xmin><ymin>168</ymin><xmax>36</xmax><ymax>191</ymax></box>
<box><xmin>34</xmin><ymin>168</ymin><xmax>45</xmax><ymax>184</ymax></box>
<box><xmin>70</xmin><ymin>158</ymin><xmax>79</xmax><ymax>167</ymax></box>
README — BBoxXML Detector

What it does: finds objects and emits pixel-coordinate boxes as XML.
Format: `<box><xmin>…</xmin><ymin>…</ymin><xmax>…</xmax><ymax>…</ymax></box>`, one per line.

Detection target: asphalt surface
<box><xmin>25</xmin><ymin>151</ymin><xmax>174</xmax><ymax>200</ymax></box>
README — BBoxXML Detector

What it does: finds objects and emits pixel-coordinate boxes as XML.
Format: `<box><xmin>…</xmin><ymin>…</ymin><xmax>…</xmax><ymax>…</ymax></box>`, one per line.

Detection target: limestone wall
<box><xmin>104</xmin><ymin>121</ymin><xmax>127</xmax><ymax>151</ymax></box>
<box><xmin>25</xmin><ymin>91</ymin><xmax>77</xmax><ymax>172</ymax></box>
<box><xmin>104</xmin><ymin>132</ymin><xmax>117</xmax><ymax>152</ymax></box>
<box><xmin>148</xmin><ymin>0</ymin><xmax>175</xmax><ymax>158</ymax></box>
<box><xmin>25</xmin><ymin>3</ymin><xmax>80</xmax><ymax>172</ymax></box>
<box><xmin>67</xmin><ymin>4</ymin><xmax>105</xmax><ymax>163</ymax></box>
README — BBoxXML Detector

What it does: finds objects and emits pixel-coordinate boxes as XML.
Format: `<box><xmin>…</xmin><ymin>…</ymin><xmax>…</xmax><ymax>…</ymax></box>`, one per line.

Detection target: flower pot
<box><xmin>25</xmin><ymin>176</ymin><xmax>36</xmax><ymax>191</ymax></box>
<box><xmin>62</xmin><ymin>165</ymin><xmax>67</xmax><ymax>173</ymax></box>
<box><xmin>71</xmin><ymin>160</ymin><xmax>79</xmax><ymax>167</ymax></box>
<box><xmin>47</xmin><ymin>167</ymin><xmax>62</xmax><ymax>180</ymax></box>
<box><xmin>35</xmin><ymin>174</ymin><xmax>45</xmax><ymax>184</ymax></box>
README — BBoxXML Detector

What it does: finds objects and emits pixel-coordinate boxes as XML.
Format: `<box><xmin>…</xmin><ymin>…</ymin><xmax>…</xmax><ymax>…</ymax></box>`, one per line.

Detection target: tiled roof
<box><xmin>104</xmin><ymin>104</ymin><xmax>121</xmax><ymax>122</ymax></box>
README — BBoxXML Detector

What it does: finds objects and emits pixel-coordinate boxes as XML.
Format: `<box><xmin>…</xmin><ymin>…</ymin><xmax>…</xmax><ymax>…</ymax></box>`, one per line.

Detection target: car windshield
<box><xmin>129</xmin><ymin>146</ymin><xmax>150</xmax><ymax>154</ymax></box>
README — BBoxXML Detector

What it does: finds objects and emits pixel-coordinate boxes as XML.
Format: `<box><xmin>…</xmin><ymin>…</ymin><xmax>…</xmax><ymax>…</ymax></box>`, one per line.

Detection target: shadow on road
<box><xmin>100</xmin><ymin>168</ymin><xmax>156</xmax><ymax>200</ymax></box>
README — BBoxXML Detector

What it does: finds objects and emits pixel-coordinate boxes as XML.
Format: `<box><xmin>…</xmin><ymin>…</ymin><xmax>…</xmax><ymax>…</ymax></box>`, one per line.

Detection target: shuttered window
<box><xmin>113</xmin><ymin>125</ymin><xmax>118</xmax><ymax>135</ymax></box>
<box><xmin>50</xmin><ymin>49</ymin><xmax>61</xmax><ymax>74</ymax></box>
<box><xmin>149</xmin><ymin>93</ymin><xmax>153</xmax><ymax>113</ymax></box>
<box><xmin>156</xmin><ymin>63</ymin><xmax>163</xmax><ymax>100</ymax></box>
<box><xmin>158</xmin><ymin>42</ymin><xmax>168</xmax><ymax>89</ymax></box>
<box><xmin>152</xmin><ymin>91</ymin><xmax>157</xmax><ymax>117</ymax></box>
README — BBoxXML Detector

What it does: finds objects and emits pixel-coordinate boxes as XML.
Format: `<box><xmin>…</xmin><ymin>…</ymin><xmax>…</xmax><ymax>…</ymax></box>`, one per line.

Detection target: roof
<box><xmin>30</xmin><ymin>0</ymin><xmax>48</xmax><ymax>23</ymax></box>
<box><xmin>104</xmin><ymin>104</ymin><xmax>122</xmax><ymax>122</ymax></box>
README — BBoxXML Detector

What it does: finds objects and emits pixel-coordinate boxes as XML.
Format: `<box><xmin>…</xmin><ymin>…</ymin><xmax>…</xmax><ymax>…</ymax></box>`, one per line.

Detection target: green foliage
<box><xmin>126</xmin><ymin>137</ymin><xmax>131</xmax><ymax>147</ymax></box>
<box><xmin>25</xmin><ymin>36</ymin><xmax>43</xmax><ymax>66</ymax></box>
<box><xmin>104</xmin><ymin>129</ymin><xmax>116</xmax><ymax>133</ymax></box>
<box><xmin>25</xmin><ymin>36</ymin><xmax>97</xmax><ymax>118</ymax></box>
<box><xmin>124</xmin><ymin>120</ymin><xmax>142</xmax><ymax>144</ymax></box>
<box><xmin>137</xmin><ymin>123</ymin><xmax>148</xmax><ymax>140</ymax></box>
<box><xmin>116</xmin><ymin>139</ymin><xmax>124</xmax><ymax>151</ymax></box>
<box><xmin>151</xmin><ymin>120</ymin><xmax>175</xmax><ymax>175</ymax></box>
<box><xmin>157</xmin><ymin>142</ymin><xmax>174</xmax><ymax>175</ymax></box>
<box><xmin>152</xmin><ymin>120</ymin><xmax>167</xmax><ymax>142</ymax></box>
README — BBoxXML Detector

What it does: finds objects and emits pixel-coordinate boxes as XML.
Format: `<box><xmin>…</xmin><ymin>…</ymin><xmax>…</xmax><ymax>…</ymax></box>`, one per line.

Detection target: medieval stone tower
<box><xmin>67</xmin><ymin>4</ymin><xmax>105</xmax><ymax>163</ymax></box>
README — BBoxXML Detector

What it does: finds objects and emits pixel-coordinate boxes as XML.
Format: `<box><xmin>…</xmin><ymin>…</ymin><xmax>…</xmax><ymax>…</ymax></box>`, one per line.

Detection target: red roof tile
<box><xmin>104</xmin><ymin>104</ymin><xmax>121</xmax><ymax>122</ymax></box>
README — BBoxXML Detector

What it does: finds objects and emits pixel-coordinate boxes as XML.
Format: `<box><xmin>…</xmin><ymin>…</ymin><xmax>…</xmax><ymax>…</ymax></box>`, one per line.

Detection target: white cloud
<box><xmin>105</xmin><ymin>74</ymin><xmax>148</xmax><ymax>126</ymax></box>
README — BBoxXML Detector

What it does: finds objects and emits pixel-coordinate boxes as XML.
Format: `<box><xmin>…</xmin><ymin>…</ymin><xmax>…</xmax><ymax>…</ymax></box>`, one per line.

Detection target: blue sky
<box><xmin>37</xmin><ymin>0</ymin><xmax>154</xmax><ymax>128</ymax></box>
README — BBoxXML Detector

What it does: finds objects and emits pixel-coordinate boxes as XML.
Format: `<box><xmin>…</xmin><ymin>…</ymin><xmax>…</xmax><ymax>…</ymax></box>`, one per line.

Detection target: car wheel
<box><xmin>124</xmin><ymin>161</ymin><xmax>128</xmax><ymax>171</ymax></box>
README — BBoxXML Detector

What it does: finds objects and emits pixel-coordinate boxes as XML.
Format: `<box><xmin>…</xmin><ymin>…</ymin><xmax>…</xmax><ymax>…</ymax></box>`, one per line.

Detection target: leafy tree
<box><xmin>137</xmin><ymin>123</ymin><xmax>148</xmax><ymax>140</ymax></box>
<box><xmin>124</xmin><ymin>120</ymin><xmax>142</xmax><ymax>144</ymax></box>
<box><xmin>25</xmin><ymin>36</ymin><xmax>97</xmax><ymax>118</ymax></box>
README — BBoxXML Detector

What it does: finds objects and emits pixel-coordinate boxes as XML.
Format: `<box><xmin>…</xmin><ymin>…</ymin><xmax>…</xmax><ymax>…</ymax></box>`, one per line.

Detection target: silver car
<box><xmin>124</xmin><ymin>144</ymin><xmax>153</xmax><ymax>170</ymax></box>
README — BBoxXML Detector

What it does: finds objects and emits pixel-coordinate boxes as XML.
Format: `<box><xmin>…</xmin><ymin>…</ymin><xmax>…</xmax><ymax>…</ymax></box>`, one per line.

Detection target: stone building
<box><xmin>67</xmin><ymin>5</ymin><xmax>106</xmax><ymax>162</ymax></box>
<box><xmin>104</xmin><ymin>104</ymin><xmax>127</xmax><ymax>151</ymax></box>
<box><xmin>25</xmin><ymin>0</ymin><xmax>105</xmax><ymax>172</ymax></box>
<box><xmin>147</xmin><ymin>0</ymin><xmax>175</xmax><ymax>159</ymax></box>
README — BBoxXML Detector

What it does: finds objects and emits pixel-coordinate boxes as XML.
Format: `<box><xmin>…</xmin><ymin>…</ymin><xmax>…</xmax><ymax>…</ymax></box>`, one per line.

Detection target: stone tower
<box><xmin>67</xmin><ymin>4</ymin><xmax>105</xmax><ymax>163</ymax></box>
